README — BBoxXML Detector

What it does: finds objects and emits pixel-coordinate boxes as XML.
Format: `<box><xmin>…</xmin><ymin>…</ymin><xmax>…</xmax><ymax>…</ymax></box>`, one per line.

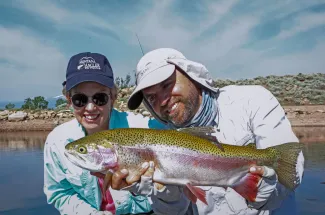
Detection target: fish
<box><xmin>64</xmin><ymin>127</ymin><xmax>304</xmax><ymax>205</ymax></box>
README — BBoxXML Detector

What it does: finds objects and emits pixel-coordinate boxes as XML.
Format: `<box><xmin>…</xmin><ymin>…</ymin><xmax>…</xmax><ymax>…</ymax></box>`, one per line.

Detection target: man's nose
<box><xmin>159</xmin><ymin>92</ymin><xmax>170</xmax><ymax>107</ymax></box>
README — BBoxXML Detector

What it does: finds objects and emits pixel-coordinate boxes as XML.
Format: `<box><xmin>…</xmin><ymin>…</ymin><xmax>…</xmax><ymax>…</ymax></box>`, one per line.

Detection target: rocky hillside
<box><xmin>212</xmin><ymin>73</ymin><xmax>325</xmax><ymax>105</ymax></box>
<box><xmin>1</xmin><ymin>73</ymin><xmax>325</xmax><ymax>131</ymax></box>
<box><xmin>1</xmin><ymin>73</ymin><xmax>324</xmax><ymax>122</ymax></box>
<box><xmin>114</xmin><ymin>73</ymin><xmax>325</xmax><ymax>113</ymax></box>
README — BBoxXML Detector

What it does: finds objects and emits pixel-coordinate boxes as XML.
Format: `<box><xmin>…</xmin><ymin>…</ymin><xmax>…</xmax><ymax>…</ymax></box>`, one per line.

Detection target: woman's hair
<box><xmin>110</xmin><ymin>84</ymin><xmax>118</xmax><ymax>101</ymax></box>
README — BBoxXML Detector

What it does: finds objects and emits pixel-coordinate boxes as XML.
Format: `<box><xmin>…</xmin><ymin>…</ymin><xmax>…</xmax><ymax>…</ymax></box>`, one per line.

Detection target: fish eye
<box><xmin>78</xmin><ymin>146</ymin><xmax>87</xmax><ymax>154</ymax></box>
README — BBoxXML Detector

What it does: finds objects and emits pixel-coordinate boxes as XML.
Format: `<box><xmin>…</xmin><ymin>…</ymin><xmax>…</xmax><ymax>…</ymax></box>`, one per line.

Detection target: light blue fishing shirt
<box><xmin>43</xmin><ymin>108</ymin><xmax>166</xmax><ymax>215</ymax></box>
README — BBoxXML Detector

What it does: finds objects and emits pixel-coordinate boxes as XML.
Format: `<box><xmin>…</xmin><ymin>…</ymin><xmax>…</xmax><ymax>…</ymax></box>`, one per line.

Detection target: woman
<box><xmin>43</xmin><ymin>52</ymin><xmax>166</xmax><ymax>215</ymax></box>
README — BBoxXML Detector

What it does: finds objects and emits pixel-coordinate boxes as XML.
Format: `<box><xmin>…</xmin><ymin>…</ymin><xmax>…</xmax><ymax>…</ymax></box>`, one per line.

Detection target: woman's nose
<box><xmin>85</xmin><ymin>102</ymin><xmax>95</xmax><ymax>111</ymax></box>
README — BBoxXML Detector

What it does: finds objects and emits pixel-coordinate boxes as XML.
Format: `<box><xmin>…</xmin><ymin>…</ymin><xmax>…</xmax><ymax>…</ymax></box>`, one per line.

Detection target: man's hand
<box><xmin>248</xmin><ymin>165</ymin><xmax>278</xmax><ymax>209</ymax></box>
<box><xmin>250</xmin><ymin>166</ymin><xmax>272</xmax><ymax>176</ymax></box>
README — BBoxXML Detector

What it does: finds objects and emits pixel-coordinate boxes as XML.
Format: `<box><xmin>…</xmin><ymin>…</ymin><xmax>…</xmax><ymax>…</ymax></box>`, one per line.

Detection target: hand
<box><xmin>91</xmin><ymin>161</ymin><xmax>165</xmax><ymax>191</ymax></box>
<box><xmin>248</xmin><ymin>165</ymin><xmax>278</xmax><ymax>208</ymax></box>
<box><xmin>113</xmin><ymin>162</ymin><xmax>150</xmax><ymax>190</ymax></box>
<box><xmin>141</xmin><ymin>161</ymin><xmax>165</xmax><ymax>191</ymax></box>
<box><xmin>249</xmin><ymin>166</ymin><xmax>272</xmax><ymax>177</ymax></box>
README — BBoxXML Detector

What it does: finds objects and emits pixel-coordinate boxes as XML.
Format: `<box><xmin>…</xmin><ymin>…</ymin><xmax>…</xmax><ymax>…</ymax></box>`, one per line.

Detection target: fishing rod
<box><xmin>136</xmin><ymin>33</ymin><xmax>145</xmax><ymax>56</ymax></box>
<box><xmin>133</xmin><ymin>33</ymin><xmax>145</xmax><ymax>85</ymax></box>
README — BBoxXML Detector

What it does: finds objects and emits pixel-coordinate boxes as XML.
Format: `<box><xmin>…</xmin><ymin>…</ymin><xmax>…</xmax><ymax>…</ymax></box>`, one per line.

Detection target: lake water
<box><xmin>0</xmin><ymin>128</ymin><xmax>324</xmax><ymax>215</ymax></box>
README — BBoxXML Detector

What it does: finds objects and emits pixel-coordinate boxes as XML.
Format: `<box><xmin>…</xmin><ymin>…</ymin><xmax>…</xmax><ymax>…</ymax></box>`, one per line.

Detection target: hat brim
<box><xmin>66</xmin><ymin>72</ymin><xmax>114</xmax><ymax>91</ymax></box>
<box><xmin>127</xmin><ymin>64</ymin><xmax>175</xmax><ymax>110</ymax></box>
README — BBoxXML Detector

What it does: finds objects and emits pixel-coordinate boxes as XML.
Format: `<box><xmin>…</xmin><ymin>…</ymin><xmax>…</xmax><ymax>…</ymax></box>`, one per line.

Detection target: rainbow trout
<box><xmin>64</xmin><ymin>127</ymin><xmax>304</xmax><ymax>204</ymax></box>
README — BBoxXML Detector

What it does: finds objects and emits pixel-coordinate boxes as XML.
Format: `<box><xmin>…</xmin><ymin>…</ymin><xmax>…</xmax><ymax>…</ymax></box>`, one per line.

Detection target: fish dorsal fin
<box><xmin>177</xmin><ymin>126</ymin><xmax>224</xmax><ymax>152</ymax></box>
<box><xmin>177</xmin><ymin>126</ymin><xmax>216</xmax><ymax>142</ymax></box>
<box><xmin>246</xmin><ymin>143</ymin><xmax>257</xmax><ymax>149</ymax></box>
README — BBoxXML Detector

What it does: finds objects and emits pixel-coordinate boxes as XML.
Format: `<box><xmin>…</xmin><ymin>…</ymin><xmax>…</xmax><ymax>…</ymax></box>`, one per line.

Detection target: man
<box><xmin>43</xmin><ymin>52</ymin><xmax>167</xmax><ymax>215</ymax></box>
<box><xmin>114</xmin><ymin>48</ymin><xmax>304</xmax><ymax>215</ymax></box>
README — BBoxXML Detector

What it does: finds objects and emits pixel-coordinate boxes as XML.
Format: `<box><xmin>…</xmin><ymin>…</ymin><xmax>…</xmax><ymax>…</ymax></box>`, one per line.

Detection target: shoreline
<box><xmin>1</xmin><ymin>120</ymin><xmax>324</xmax><ymax>132</ymax></box>
<box><xmin>0</xmin><ymin>105</ymin><xmax>324</xmax><ymax>132</ymax></box>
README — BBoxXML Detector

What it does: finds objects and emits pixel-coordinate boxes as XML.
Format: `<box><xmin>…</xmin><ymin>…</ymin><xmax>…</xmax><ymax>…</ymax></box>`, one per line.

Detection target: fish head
<box><xmin>64</xmin><ymin>135</ymin><xmax>118</xmax><ymax>173</ymax></box>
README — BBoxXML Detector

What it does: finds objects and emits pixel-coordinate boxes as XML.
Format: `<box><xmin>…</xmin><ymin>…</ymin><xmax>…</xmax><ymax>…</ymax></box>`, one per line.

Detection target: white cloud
<box><xmin>277</xmin><ymin>13</ymin><xmax>325</xmax><ymax>39</ymax></box>
<box><xmin>195</xmin><ymin>0</ymin><xmax>240</xmax><ymax>33</ymax></box>
<box><xmin>1</xmin><ymin>0</ymin><xmax>324</xmax><ymax>101</ymax></box>
<box><xmin>0</xmin><ymin>26</ymin><xmax>67</xmax><ymax>101</ymax></box>
<box><xmin>125</xmin><ymin>1</ymin><xmax>325</xmax><ymax>80</ymax></box>
<box><xmin>123</xmin><ymin>1</ymin><xmax>259</xmax><ymax>78</ymax></box>
<box><xmin>12</xmin><ymin>0</ymin><xmax>120</xmax><ymax>40</ymax></box>
<box><xmin>16</xmin><ymin>0</ymin><xmax>68</xmax><ymax>22</ymax></box>
<box><xmin>248</xmin><ymin>42</ymin><xmax>325</xmax><ymax>77</ymax></box>
<box><xmin>126</xmin><ymin>0</ymin><xmax>192</xmax><ymax>50</ymax></box>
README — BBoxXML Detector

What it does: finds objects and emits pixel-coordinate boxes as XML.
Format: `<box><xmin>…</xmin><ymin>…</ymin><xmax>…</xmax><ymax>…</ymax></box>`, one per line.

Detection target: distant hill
<box><xmin>0</xmin><ymin>97</ymin><xmax>62</xmax><ymax>109</ymax></box>
<box><xmin>1</xmin><ymin>73</ymin><xmax>324</xmax><ymax>111</ymax></box>
<box><xmin>212</xmin><ymin>73</ymin><xmax>325</xmax><ymax>105</ymax></box>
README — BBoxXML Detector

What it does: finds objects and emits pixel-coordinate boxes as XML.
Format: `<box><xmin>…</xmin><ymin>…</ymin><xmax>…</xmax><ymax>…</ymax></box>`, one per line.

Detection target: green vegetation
<box><xmin>5</xmin><ymin>103</ymin><xmax>15</xmax><ymax>109</ymax></box>
<box><xmin>212</xmin><ymin>73</ymin><xmax>325</xmax><ymax>105</ymax></box>
<box><xmin>2</xmin><ymin>73</ymin><xmax>324</xmax><ymax>113</ymax></box>
<box><xmin>115</xmin><ymin>74</ymin><xmax>132</xmax><ymax>89</ymax></box>
<box><xmin>21</xmin><ymin>96</ymin><xmax>49</xmax><ymax>110</ymax></box>
<box><xmin>56</xmin><ymin>98</ymin><xmax>67</xmax><ymax>107</ymax></box>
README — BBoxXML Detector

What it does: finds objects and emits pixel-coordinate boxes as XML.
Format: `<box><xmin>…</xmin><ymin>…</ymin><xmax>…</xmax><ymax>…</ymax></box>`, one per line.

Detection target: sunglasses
<box><xmin>71</xmin><ymin>93</ymin><xmax>109</xmax><ymax>107</ymax></box>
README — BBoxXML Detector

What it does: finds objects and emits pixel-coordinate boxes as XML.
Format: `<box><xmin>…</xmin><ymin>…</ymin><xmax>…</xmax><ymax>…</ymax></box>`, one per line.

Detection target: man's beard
<box><xmin>166</xmin><ymin>91</ymin><xmax>200</xmax><ymax>127</ymax></box>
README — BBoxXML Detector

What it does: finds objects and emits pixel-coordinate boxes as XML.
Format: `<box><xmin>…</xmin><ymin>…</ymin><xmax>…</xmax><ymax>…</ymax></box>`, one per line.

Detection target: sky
<box><xmin>1</xmin><ymin>0</ymin><xmax>325</xmax><ymax>102</ymax></box>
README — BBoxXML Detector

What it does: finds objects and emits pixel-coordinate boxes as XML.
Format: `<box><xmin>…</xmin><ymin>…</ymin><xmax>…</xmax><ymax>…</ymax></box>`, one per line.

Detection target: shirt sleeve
<box><xmin>246</xmin><ymin>86</ymin><xmax>304</xmax><ymax>211</ymax></box>
<box><xmin>248</xmin><ymin>86</ymin><xmax>299</xmax><ymax>148</ymax></box>
<box><xmin>43</xmin><ymin>138</ymin><xmax>104</xmax><ymax>215</ymax></box>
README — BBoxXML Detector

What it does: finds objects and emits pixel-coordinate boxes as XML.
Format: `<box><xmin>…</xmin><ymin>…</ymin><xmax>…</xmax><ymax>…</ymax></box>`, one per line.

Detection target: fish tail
<box><xmin>272</xmin><ymin>142</ymin><xmax>305</xmax><ymax>190</ymax></box>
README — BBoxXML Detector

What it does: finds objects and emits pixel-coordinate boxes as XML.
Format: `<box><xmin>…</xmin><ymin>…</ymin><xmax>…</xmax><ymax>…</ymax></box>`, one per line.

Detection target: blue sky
<box><xmin>1</xmin><ymin>0</ymin><xmax>325</xmax><ymax>102</ymax></box>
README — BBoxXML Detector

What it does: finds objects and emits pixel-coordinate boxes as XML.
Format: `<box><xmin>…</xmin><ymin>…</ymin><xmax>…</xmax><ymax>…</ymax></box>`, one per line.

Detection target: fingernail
<box><xmin>250</xmin><ymin>167</ymin><xmax>256</xmax><ymax>172</ymax></box>
<box><xmin>149</xmin><ymin>161</ymin><xmax>154</xmax><ymax>168</ymax></box>
<box><xmin>142</xmin><ymin>162</ymin><xmax>149</xmax><ymax>168</ymax></box>
<box><xmin>121</xmin><ymin>169</ymin><xmax>128</xmax><ymax>174</ymax></box>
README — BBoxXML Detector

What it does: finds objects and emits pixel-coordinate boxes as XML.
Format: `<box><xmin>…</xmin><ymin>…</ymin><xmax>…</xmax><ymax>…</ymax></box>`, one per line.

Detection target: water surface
<box><xmin>0</xmin><ymin>128</ymin><xmax>324</xmax><ymax>215</ymax></box>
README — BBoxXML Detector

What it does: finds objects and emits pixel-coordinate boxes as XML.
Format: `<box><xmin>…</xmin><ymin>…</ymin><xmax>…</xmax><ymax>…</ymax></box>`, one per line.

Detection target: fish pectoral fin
<box><xmin>177</xmin><ymin>126</ymin><xmax>225</xmax><ymax>152</ymax></box>
<box><xmin>185</xmin><ymin>183</ymin><xmax>208</xmax><ymax>205</ymax></box>
<box><xmin>184</xmin><ymin>185</ymin><xmax>197</xmax><ymax>204</ymax></box>
<box><xmin>232</xmin><ymin>173</ymin><xmax>261</xmax><ymax>202</ymax></box>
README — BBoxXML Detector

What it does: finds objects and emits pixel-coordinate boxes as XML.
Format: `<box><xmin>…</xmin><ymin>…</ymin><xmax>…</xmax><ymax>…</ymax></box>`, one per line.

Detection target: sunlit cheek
<box><xmin>98</xmin><ymin>106</ymin><xmax>110</xmax><ymax>125</ymax></box>
<box><xmin>73</xmin><ymin>109</ymin><xmax>84</xmax><ymax>122</ymax></box>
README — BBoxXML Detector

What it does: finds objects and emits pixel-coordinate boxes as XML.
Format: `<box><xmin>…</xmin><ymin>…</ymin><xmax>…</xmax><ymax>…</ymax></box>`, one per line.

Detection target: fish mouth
<box><xmin>64</xmin><ymin>151</ymin><xmax>103</xmax><ymax>172</ymax></box>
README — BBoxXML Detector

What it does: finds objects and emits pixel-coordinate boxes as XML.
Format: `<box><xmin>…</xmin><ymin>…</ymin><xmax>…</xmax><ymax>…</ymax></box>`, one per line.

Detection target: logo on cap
<box><xmin>77</xmin><ymin>57</ymin><xmax>101</xmax><ymax>70</ymax></box>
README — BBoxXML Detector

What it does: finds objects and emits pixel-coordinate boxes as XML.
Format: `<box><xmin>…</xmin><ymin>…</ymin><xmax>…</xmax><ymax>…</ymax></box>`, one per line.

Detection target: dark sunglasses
<box><xmin>71</xmin><ymin>93</ymin><xmax>109</xmax><ymax>107</ymax></box>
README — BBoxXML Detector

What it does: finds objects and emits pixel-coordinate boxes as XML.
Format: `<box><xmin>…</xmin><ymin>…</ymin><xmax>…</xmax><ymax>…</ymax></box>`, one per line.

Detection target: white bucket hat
<box><xmin>127</xmin><ymin>48</ymin><xmax>219</xmax><ymax>111</ymax></box>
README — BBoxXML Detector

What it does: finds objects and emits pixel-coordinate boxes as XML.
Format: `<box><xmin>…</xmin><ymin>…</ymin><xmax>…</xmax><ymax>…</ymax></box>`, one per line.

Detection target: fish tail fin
<box><xmin>272</xmin><ymin>142</ymin><xmax>305</xmax><ymax>190</ymax></box>
<box><xmin>233</xmin><ymin>173</ymin><xmax>261</xmax><ymax>202</ymax></box>
<box><xmin>185</xmin><ymin>183</ymin><xmax>208</xmax><ymax>205</ymax></box>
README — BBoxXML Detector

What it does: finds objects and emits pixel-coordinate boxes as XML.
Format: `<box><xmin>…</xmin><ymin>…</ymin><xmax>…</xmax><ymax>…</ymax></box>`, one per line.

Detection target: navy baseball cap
<box><xmin>65</xmin><ymin>52</ymin><xmax>114</xmax><ymax>91</ymax></box>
